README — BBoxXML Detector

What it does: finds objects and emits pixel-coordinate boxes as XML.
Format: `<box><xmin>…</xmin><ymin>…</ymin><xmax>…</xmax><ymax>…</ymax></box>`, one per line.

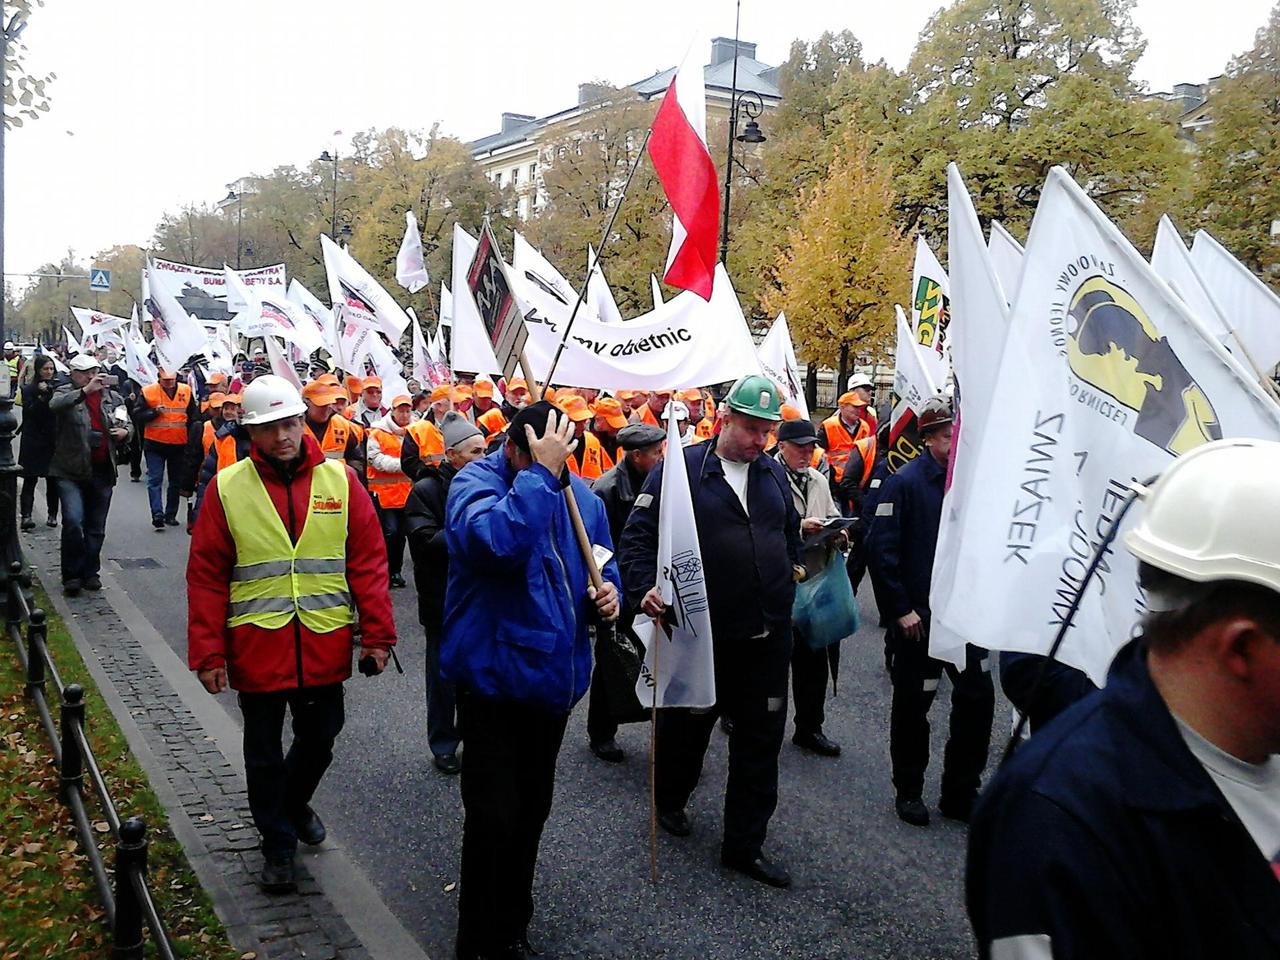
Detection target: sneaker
<box><xmin>259</xmin><ymin>855</ymin><xmax>297</xmax><ymax>894</ymax></box>
<box><xmin>63</xmin><ymin>579</ymin><xmax>82</xmax><ymax>597</ymax></box>
<box><xmin>152</xmin><ymin>516</ymin><xmax>165</xmax><ymax>531</ymax></box>
<box><xmin>895</xmin><ymin>796</ymin><xmax>930</xmax><ymax>827</ymax></box>
<box><xmin>83</xmin><ymin>576</ymin><xmax>102</xmax><ymax>591</ymax></box>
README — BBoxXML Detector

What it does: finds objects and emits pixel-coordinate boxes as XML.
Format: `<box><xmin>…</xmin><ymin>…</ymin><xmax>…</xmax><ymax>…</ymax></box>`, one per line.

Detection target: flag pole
<box><xmin>541</xmin><ymin>128</ymin><xmax>653</xmax><ymax>388</ymax></box>
<box><xmin>649</xmin><ymin>629</ymin><xmax>659</xmax><ymax>884</ymax></box>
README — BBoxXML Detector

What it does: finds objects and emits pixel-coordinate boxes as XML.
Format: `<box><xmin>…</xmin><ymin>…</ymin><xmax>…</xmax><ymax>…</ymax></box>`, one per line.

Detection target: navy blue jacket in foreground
<box><xmin>967</xmin><ymin>639</ymin><xmax>1280</xmax><ymax>959</ymax></box>
<box><xmin>618</xmin><ymin>439</ymin><xmax>801</xmax><ymax>640</ymax></box>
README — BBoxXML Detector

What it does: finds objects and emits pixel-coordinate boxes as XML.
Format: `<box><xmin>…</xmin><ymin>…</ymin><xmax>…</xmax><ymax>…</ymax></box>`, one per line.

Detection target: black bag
<box><xmin>592</xmin><ymin>621</ymin><xmax>650</xmax><ymax>723</ymax></box>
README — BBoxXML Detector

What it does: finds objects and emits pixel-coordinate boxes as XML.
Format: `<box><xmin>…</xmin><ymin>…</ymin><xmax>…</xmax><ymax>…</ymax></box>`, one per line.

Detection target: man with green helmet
<box><xmin>619</xmin><ymin>372</ymin><xmax>803</xmax><ymax>888</ymax></box>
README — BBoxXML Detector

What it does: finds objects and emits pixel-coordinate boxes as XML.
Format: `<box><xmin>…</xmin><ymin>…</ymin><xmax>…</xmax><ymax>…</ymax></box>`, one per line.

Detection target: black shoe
<box><xmin>590</xmin><ymin>738</ymin><xmax>625</xmax><ymax>763</ymax></box>
<box><xmin>19</xmin><ymin>517</ymin><xmax>33</xmax><ymax>531</ymax></box>
<box><xmin>259</xmin><ymin>856</ymin><xmax>297</xmax><ymax>893</ymax></box>
<box><xmin>289</xmin><ymin>806</ymin><xmax>326</xmax><ymax>846</ymax></box>
<box><xmin>433</xmin><ymin>753</ymin><xmax>462</xmax><ymax>775</ymax></box>
<box><xmin>719</xmin><ymin>716</ymin><xmax>734</xmax><ymax>735</ymax></box>
<box><xmin>83</xmin><ymin>576</ymin><xmax>102</xmax><ymax>591</ymax></box>
<box><xmin>389</xmin><ymin>573</ymin><xmax>406</xmax><ymax>589</ymax></box>
<box><xmin>63</xmin><ymin>579</ymin><xmax>82</xmax><ymax>597</ymax></box>
<box><xmin>938</xmin><ymin>794</ymin><xmax>976</xmax><ymax>824</ymax></box>
<box><xmin>721</xmin><ymin>851</ymin><xmax>792</xmax><ymax>888</ymax></box>
<box><xmin>896</xmin><ymin>796</ymin><xmax>930</xmax><ymax>827</ymax></box>
<box><xmin>152</xmin><ymin>516</ymin><xmax>165</xmax><ymax>531</ymax></box>
<box><xmin>45</xmin><ymin>517</ymin><xmax>57</xmax><ymax>528</ymax></box>
<box><xmin>656</xmin><ymin>808</ymin><xmax>691</xmax><ymax>837</ymax></box>
<box><xmin>164</xmin><ymin>517</ymin><xmax>180</xmax><ymax>527</ymax></box>
<box><xmin>792</xmin><ymin>730</ymin><xmax>842</xmax><ymax>757</ymax></box>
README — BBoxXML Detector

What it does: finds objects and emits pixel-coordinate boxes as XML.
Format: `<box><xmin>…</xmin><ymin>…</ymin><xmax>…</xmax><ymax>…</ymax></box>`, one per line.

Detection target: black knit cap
<box><xmin>508</xmin><ymin>400</ymin><xmax>559</xmax><ymax>455</ymax></box>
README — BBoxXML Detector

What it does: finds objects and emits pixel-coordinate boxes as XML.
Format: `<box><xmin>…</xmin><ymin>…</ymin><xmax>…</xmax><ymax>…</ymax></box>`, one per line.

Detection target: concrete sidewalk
<box><xmin>22</xmin><ymin>521</ymin><xmax>431</xmax><ymax>960</ymax></box>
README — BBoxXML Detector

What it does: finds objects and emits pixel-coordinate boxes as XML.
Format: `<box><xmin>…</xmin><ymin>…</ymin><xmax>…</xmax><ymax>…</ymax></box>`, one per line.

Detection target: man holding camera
<box><xmin>186</xmin><ymin>376</ymin><xmax>396</xmax><ymax>894</ymax></box>
<box><xmin>47</xmin><ymin>355</ymin><xmax>133</xmax><ymax>596</ymax></box>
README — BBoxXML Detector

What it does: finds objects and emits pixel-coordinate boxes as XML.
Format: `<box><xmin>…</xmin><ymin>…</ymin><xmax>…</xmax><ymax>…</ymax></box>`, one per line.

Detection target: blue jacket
<box><xmin>865</xmin><ymin>449</ymin><xmax>945</xmax><ymax>621</ymax></box>
<box><xmin>618</xmin><ymin>439</ymin><xmax>800</xmax><ymax>640</ymax></box>
<box><xmin>967</xmin><ymin>639</ymin><xmax>1280</xmax><ymax>959</ymax></box>
<box><xmin>441</xmin><ymin>449</ymin><xmax>622</xmax><ymax>714</ymax></box>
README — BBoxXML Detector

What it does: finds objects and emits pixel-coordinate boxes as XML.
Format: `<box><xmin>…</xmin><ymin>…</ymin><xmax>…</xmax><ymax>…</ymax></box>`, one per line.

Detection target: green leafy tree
<box><xmin>3</xmin><ymin>0</ymin><xmax>54</xmax><ymax>129</ymax></box>
<box><xmin>764</xmin><ymin>133</ymin><xmax>910</xmax><ymax>374</ymax></box>
<box><xmin>1191</xmin><ymin>3</ymin><xmax>1280</xmax><ymax>277</ymax></box>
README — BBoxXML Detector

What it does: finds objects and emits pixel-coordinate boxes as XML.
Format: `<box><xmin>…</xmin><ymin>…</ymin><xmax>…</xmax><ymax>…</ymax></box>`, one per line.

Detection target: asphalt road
<box><xmin>75</xmin><ymin>471</ymin><xmax>1006</xmax><ymax>960</ymax></box>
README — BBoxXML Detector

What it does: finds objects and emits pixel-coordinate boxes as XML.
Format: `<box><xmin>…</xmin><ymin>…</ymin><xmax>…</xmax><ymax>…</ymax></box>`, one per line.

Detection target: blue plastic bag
<box><xmin>792</xmin><ymin>560</ymin><xmax>860</xmax><ymax>650</ymax></box>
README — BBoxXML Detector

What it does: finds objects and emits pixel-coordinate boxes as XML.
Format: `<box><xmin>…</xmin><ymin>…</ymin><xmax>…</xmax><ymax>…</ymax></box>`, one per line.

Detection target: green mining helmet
<box><xmin>724</xmin><ymin>374</ymin><xmax>783</xmax><ymax>422</ymax></box>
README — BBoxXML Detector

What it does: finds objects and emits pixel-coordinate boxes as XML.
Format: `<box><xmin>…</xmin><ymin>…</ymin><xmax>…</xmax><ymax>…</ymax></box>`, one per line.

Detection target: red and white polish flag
<box><xmin>649</xmin><ymin>42</ymin><xmax>720</xmax><ymax>301</ymax></box>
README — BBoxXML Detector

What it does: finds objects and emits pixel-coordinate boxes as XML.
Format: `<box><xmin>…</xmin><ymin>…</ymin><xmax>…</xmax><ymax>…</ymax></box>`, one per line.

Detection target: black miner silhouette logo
<box><xmin>1067</xmin><ymin>275</ymin><xmax>1222</xmax><ymax>455</ymax></box>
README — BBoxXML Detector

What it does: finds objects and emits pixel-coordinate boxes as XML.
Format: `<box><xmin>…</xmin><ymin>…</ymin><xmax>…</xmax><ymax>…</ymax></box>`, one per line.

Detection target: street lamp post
<box><xmin>318</xmin><ymin>150</ymin><xmax>339</xmax><ymax>239</ymax></box>
<box><xmin>717</xmin><ymin>0</ymin><xmax>766</xmax><ymax>269</ymax></box>
<box><xmin>223</xmin><ymin>189</ymin><xmax>244</xmax><ymax>269</ymax></box>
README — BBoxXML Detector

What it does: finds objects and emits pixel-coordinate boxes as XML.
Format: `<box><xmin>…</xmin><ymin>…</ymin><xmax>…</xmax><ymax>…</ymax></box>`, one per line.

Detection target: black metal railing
<box><xmin>0</xmin><ymin>390</ymin><xmax>177</xmax><ymax>960</ymax></box>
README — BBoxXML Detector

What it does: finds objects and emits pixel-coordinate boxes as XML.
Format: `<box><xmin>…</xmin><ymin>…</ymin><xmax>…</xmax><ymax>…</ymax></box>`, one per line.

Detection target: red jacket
<box><xmin>187</xmin><ymin>432</ymin><xmax>396</xmax><ymax>693</ymax></box>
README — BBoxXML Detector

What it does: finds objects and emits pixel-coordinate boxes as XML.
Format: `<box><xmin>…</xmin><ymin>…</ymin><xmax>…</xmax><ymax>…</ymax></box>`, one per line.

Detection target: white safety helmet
<box><xmin>240</xmin><ymin>375</ymin><xmax>306</xmax><ymax>426</ymax></box>
<box><xmin>847</xmin><ymin>372</ymin><xmax>874</xmax><ymax>391</ymax></box>
<box><xmin>662</xmin><ymin>400</ymin><xmax>690</xmax><ymax>423</ymax></box>
<box><xmin>1124</xmin><ymin>438</ymin><xmax>1280</xmax><ymax>594</ymax></box>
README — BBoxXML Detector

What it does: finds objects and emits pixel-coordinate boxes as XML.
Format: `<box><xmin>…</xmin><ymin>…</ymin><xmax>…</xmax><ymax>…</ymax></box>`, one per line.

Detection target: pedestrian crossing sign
<box><xmin>89</xmin><ymin>268</ymin><xmax>111</xmax><ymax>292</ymax></box>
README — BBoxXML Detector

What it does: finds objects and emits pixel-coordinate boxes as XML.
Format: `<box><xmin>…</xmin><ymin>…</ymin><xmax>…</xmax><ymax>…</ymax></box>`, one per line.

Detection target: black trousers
<box><xmin>886</xmin><ymin>624</ymin><xmax>994</xmax><ymax>804</ymax></box>
<box><xmin>791</xmin><ymin>637</ymin><xmax>838</xmax><ymax>736</ymax></box>
<box><xmin>654</xmin><ymin>627</ymin><xmax>790</xmax><ymax>861</ymax></box>
<box><xmin>456</xmin><ymin>689</ymin><xmax>569</xmax><ymax>956</ymax></box>
<box><xmin>378</xmin><ymin>506</ymin><xmax>406</xmax><ymax>576</ymax></box>
<box><xmin>423</xmin><ymin>622</ymin><xmax>459</xmax><ymax>758</ymax></box>
<box><xmin>238</xmin><ymin>684</ymin><xmax>345</xmax><ymax>860</ymax></box>
<box><xmin>20</xmin><ymin>473</ymin><xmax>58</xmax><ymax>520</ymax></box>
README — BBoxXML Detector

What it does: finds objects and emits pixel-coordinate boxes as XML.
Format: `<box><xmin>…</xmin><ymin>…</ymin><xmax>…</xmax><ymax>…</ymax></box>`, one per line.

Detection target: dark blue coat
<box><xmin>967</xmin><ymin>639</ymin><xmax>1280</xmax><ymax>959</ymax></box>
<box><xmin>865</xmin><ymin>449</ymin><xmax>945</xmax><ymax>621</ymax></box>
<box><xmin>441</xmin><ymin>450</ymin><xmax>621</xmax><ymax>714</ymax></box>
<box><xmin>618</xmin><ymin>439</ymin><xmax>801</xmax><ymax>640</ymax></box>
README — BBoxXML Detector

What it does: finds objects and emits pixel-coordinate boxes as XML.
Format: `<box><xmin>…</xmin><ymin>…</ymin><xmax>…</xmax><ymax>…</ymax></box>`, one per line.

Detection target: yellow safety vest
<box><xmin>217</xmin><ymin>458</ymin><xmax>353</xmax><ymax>633</ymax></box>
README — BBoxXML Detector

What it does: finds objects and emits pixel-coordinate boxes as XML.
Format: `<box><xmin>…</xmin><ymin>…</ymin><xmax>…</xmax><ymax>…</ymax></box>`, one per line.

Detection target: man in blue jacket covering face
<box><xmin>442</xmin><ymin>400</ymin><xmax>621</xmax><ymax>960</ymax></box>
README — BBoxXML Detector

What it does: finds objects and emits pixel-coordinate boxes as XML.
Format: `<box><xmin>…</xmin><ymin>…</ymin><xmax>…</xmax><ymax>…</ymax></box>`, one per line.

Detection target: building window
<box><xmin>495</xmin><ymin>171</ymin><xmax>503</xmax><ymax>187</ymax></box>
<box><xmin>518</xmin><ymin>196</ymin><xmax>529</xmax><ymax>220</ymax></box>
<box><xmin>528</xmin><ymin>162</ymin><xmax>538</xmax><ymax>182</ymax></box>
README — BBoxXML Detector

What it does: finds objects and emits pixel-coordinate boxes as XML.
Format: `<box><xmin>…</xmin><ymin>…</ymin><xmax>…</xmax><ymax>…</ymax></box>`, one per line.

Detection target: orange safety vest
<box><xmin>695</xmin><ymin>418</ymin><xmax>715</xmax><ymax>441</ymax></box>
<box><xmin>341</xmin><ymin>415</ymin><xmax>365</xmax><ymax>445</ymax></box>
<box><xmin>851</xmin><ymin>435</ymin><xmax>877</xmax><ymax>488</ymax></box>
<box><xmin>638</xmin><ymin>404</ymin><xmax>660</xmax><ymax>427</ymax></box>
<box><xmin>200</xmin><ymin>420</ymin><xmax>240</xmax><ymax>472</ymax></box>
<box><xmin>567</xmin><ymin>432</ymin><xmax>610</xmax><ymax>481</ymax></box>
<box><xmin>367</xmin><ymin>428</ymin><xmax>411</xmax><ymax>509</ymax></box>
<box><xmin>406</xmin><ymin>420</ymin><xmax>444</xmax><ymax>465</ymax></box>
<box><xmin>316</xmin><ymin>415</ymin><xmax>354</xmax><ymax>463</ymax></box>
<box><xmin>142</xmin><ymin>382</ymin><xmax>191</xmax><ymax>445</ymax></box>
<box><xmin>821</xmin><ymin>413</ymin><xmax>871</xmax><ymax>483</ymax></box>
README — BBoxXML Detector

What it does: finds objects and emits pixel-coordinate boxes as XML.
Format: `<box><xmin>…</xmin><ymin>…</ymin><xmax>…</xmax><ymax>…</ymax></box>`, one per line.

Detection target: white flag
<box><xmin>1191</xmin><ymin>229</ymin><xmax>1280</xmax><ymax>374</ymax></box>
<box><xmin>287</xmin><ymin>279</ymin><xmax>339</xmax><ymax>359</ymax></box>
<box><xmin>264</xmin><ymin>335</ymin><xmax>303</xmax><ymax>390</ymax></box>
<box><xmin>987</xmin><ymin>221</ymin><xmax>1024</xmax><ymax>307</ymax></box>
<box><xmin>586</xmin><ymin>244</ymin><xmax>624</xmax><ymax>325</ymax></box>
<box><xmin>634</xmin><ymin>413</ymin><xmax>716</xmax><ymax>709</ymax></box>
<box><xmin>143</xmin><ymin>260</ymin><xmax>209</xmax><ymax>372</ymax></box>
<box><xmin>321</xmin><ymin>233</ymin><xmax>411</xmax><ymax>341</ymax></box>
<box><xmin>71</xmin><ymin>307</ymin><xmax>130</xmax><ymax>339</ymax></box>
<box><xmin>1151</xmin><ymin>216</ymin><xmax>1242</xmax><ymax>355</ymax></box>
<box><xmin>426</xmin><ymin>323</ymin><xmax>451</xmax><ymax>386</ymax></box>
<box><xmin>123</xmin><ymin>330</ymin><xmax>158</xmax><ymax>385</ymax></box>
<box><xmin>650</xmin><ymin>274</ymin><xmax>664</xmax><ymax>311</ymax></box>
<box><xmin>63</xmin><ymin>325</ymin><xmax>83</xmax><ymax>355</ymax></box>
<box><xmin>396</xmin><ymin>210</ymin><xmax>430</xmax><ymax>294</ymax></box>
<box><xmin>893</xmin><ymin>304</ymin><xmax>941</xmax><ymax>416</ymax></box>
<box><xmin>225</xmin><ymin>268</ymin><xmax>324</xmax><ymax>355</ymax></box>
<box><xmin>409</xmin><ymin>306</ymin><xmax>433</xmax><ymax>385</ymax></box>
<box><xmin>935</xmin><ymin>166</ymin><xmax>1280</xmax><ymax>682</ymax></box>
<box><xmin>930</xmin><ymin>165</ymin><xmax>1012</xmax><ymax>662</ymax></box>
<box><xmin>910</xmin><ymin>235</ymin><xmax>952</xmax><ymax>387</ymax></box>
<box><xmin>756</xmin><ymin>312</ymin><xmax>809</xmax><ymax>419</ymax></box>
<box><xmin>366</xmin><ymin>333</ymin><xmax>410</xmax><ymax>400</ymax></box>
<box><xmin>439</xmin><ymin>281</ymin><xmax>453</xmax><ymax>329</ymax></box>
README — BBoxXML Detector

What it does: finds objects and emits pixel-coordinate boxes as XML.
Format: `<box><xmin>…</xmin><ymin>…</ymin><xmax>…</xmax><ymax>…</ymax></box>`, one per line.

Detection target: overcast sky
<box><xmin>5</xmin><ymin>0</ymin><xmax>1274</xmax><ymax>284</ymax></box>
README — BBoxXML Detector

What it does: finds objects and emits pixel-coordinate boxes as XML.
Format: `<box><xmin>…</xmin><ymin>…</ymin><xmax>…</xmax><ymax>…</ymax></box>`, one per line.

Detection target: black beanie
<box><xmin>507</xmin><ymin>400</ymin><xmax>558</xmax><ymax>455</ymax></box>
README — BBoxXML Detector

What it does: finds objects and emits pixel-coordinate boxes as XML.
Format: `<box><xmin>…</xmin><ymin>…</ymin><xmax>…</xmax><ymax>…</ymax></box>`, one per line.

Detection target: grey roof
<box><xmin>469</xmin><ymin>55</ymin><xmax>780</xmax><ymax>156</ymax></box>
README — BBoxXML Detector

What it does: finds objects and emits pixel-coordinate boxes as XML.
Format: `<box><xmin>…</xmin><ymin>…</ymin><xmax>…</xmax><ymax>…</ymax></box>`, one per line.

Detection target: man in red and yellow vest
<box><xmin>366</xmin><ymin>395</ymin><xmax>414</xmax><ymax>589</ymax></box>
<box><xmin>187</xmin><ymin>374</ymin><xmax>395</xmax><ymax>894</ymax></box>
<box><xmin>301</xmin><ymin>381</ymin><xmax>365</xmax><ymax>474</ymax></box>
<box><xmin>140</xmin><ymin>368</ymin><xmax>197</xmax><ymax>530</ymax></box>
<box><xmin>820</xmin><ymin>391</ymin><xmax>874</xmax><ymax>484</ymax></box>
<box><xmin>559</xmin><ymin>394</ymin><xmax>610</xmax><ymax>480</ymax></box>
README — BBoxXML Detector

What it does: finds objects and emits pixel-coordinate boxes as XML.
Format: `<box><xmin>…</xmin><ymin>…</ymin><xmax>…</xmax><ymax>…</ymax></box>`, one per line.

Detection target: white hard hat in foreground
<box><xmin>240</xmin><ymin>375</ymin><xmax>306</xmax><ymax>426</ymax></box>
<box><xmin>1124</xmin><ymin>438</ymin><xmax>1280</xmax><ymax>594</ymax></box>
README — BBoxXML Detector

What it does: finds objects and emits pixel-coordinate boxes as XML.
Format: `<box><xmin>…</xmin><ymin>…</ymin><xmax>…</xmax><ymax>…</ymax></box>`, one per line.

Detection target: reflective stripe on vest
<box><xmin>367</xmin><ymin>428</ymin><xmax>411</xmax><ymax>509</ymax></box>
<box><xmin>142</xmin><ymin>382</ymin><xmax>191</xmax><ymax>444</ymax></box>
<box><xmin>218</xmin><ymin>457</ymin><xmax>352</xmax><ymax>633</ymax></box>
<box><xmin>406</xmin><ymin>420</ymin><xmax>444</xmax><ymax>466</ymax></box>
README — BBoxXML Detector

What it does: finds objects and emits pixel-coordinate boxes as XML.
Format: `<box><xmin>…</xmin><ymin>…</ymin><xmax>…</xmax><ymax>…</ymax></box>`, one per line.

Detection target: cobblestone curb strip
<box><xmin>22</xmin><ymin>525</ymin><xmax>401</xmax><ymax>960</ymax></box>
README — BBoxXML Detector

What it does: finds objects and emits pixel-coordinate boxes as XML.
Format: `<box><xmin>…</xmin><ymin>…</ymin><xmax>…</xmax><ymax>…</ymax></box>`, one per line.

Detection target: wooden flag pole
<box><xmin>541</xmin><ymin>128</ymin><xmax>654</xmax><ymax>388</ymax></box>
<box><xmin>649</xmin><ymin>631</ymin><xmax>659</xmax><ymax>884</ymax></box>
